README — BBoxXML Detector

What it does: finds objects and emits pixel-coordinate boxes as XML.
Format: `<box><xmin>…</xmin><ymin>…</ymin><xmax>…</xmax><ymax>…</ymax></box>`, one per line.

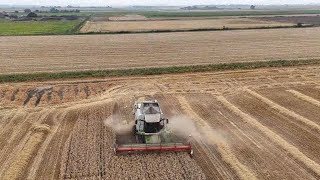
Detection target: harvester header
<box><xmin>114</xmin><ymin>143</ymin><xmax>193</xmax><ymax>155</ymax></box>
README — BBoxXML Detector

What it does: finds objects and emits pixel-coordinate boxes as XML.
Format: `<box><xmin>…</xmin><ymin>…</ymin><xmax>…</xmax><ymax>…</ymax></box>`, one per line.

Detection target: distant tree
<box><xmin>250</xmin><ymin>5</ymin><xmax>256</xmax><ymax>10</ymax></box>
<box><xmin>297</xmin><ymin>23</ymin><xmax>303</xmax><ymax>27</ymax></box>
<box><xmin>24</xmin><ymin>9</ymin><xmax>32</xmax><ymax>13</ymax></box>
<box><xmin>14</xmin><ymin>10</ymin><xmax>19</xmax><ymax>13</ymax></box>
<box><xmin>27</xmin><ymin>12</ymin><xmax>37</xmax><ymax>17</ymax></box>
<box><xmin>34</xmin><ymin>10</ymin><xmax>40</xmax><ymax>13</ymax></box>
<box><xmin>50</xmin><ymin>8</ymin><xmax>59</xmax><ymax>13</ymax></box>
<box><xmin>75</xmin><ymin>9</ymin><xmax>80</xmax><ymax>13</ymax></box>
<box><xmin>9</xmin><ymin>14</ymin><xmax>18</xmax><ymax>19</ymax></box>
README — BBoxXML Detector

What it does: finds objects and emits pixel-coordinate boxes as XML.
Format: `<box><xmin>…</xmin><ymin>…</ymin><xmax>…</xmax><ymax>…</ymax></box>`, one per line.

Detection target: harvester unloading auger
<box><xmin>114</xmin><ymin>100</ymin><xmax>193</xmax><ymax>156</ymax></box>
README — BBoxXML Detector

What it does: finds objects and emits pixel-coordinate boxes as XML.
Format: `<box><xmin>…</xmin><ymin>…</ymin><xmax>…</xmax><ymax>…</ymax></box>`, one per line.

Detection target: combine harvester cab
<box><xmin>114</xmin><ymin>100</ymin><xmax>193</xmax><ymax>156</ymax></box>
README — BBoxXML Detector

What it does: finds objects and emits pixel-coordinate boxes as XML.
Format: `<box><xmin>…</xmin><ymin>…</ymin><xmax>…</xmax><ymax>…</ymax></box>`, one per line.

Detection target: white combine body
<box><xmin>134</xmin><ymin>100</ymin><xmax>168</xmax><ymax>143</ymax></box>
<box><xmin>114</xmin><ymin>100</ymin><xmax>193</xmax><ymax>155</ymax></box>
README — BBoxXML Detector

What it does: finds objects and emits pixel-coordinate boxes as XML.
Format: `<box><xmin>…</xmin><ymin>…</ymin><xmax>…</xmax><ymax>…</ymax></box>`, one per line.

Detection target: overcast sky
<box><xmin>1</xmin><ymin>0</ymin><xmax>319</xmax><ymax>6</ymax></box>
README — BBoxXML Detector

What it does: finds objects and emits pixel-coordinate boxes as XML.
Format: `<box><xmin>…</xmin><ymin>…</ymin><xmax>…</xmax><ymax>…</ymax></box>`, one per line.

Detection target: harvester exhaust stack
<box><xmin>114</xmin><ymin>99</ymin><xmax>193</xmax><ymax>156</ymax></box>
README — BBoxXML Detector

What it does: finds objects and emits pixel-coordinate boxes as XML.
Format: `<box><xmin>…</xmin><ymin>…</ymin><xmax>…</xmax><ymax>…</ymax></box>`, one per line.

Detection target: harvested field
<box><xmin>80</xmin><ymin>18</ymin><xmax>294</xmax><ymax>33</ymax></box>
<box><xmin>0</xmin><ymin>65</ymin><xmax>320</xmax><ymax>179</ymax></box>
<box><xmin>91</xmin><ymin>15</ymin><xmax>148</xmax><ymax>22</ymax></box>
<box><xmin>108</xmin><ymin>15</ymin><xmax>148</xmax><ymax>21</ymax></box>
<box><xmin>2</xmin><ymin>28</ymin><xmax>320</xmax><ymax>74</ymax></box>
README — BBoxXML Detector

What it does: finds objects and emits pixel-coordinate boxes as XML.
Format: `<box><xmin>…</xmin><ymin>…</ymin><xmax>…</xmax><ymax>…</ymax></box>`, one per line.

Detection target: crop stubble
<box><xmin>1</xmin><ymin>28</ymin><xmax>320</xmax><ymax>74</ymax></box>
<box><xmin>0</xmin><ymin>66</ymin><xmax>320</xmax><ymax>179</ymax></box>
<box><xmin>80</xmin><ymin>18</ymin><xmax>293</xmax><ymax>33</ymax></box>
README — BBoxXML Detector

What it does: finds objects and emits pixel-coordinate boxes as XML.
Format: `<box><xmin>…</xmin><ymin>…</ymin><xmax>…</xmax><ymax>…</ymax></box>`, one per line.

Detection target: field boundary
<box><xmin>70</xmin><ymin>16</ymin><xmax>92</xmax><ymax>34</ymax></box>
<box><xmin>0</xmin><ymin>59</ymin><xmax>319</xmax><ymax>83</ymax></box>
<box><xmin>0</xmin><ymin>23</ymin><xmax>314</xmax><ymax>37</ymax></box>
<box><xmin>79</xmin><ymin>24</ymin><xmax>314</xmax><ymax>35</ymax></box>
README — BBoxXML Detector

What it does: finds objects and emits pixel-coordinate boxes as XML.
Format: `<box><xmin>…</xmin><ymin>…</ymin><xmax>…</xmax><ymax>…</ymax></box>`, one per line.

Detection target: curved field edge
<box><xmin>1</xmin><ymin>59</ymin><xmax>319</xmax><ymax>83</ymax></box>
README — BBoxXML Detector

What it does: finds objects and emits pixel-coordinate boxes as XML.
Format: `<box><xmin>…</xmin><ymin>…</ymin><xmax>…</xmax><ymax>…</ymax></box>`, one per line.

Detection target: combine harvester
<box><xmin>114</xmin><ymin>100</ymin><xmax>193</xmax><ymax>156</ymax></box>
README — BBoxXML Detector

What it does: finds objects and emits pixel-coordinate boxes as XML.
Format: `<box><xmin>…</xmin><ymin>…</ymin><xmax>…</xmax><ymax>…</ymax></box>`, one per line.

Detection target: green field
<box><xmin>0</xmin><ymin>21</ymin><xmax>82</xmax><ymax>35</ymax></box>
<box><xmin>97</xmin><ymin>9</ymin><xmax>320</xmax><ymax>18</ymax></box>
<box><xmin>1</xmin><ymin>9</ymin><xmax>319</xmax><ymax>36</ymax></box>
<box><xmin>140</xmin><ymin>10</ymin><xmax>320</xmax><ymax>17</ymax></box>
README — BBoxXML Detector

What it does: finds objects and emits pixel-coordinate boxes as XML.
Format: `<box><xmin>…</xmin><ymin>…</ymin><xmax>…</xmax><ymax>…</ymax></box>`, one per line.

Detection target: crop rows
<box><xmin>60</xmin><ymin>100</ymin><xmax>206</xmax><ymax>179</ymax></box>
<box><xmin>1</xmin><ymin>28</ymin><xmax>320</xmax><ymax>74</ymax></box>
<box><xmin>287</xmin><ymin>89</ymin><xmax>320</xmax><ymax>107</ymax></box>
<box><xmin>0</xmin><ymin>66</ymin><xmax>319</xmax><ymax>179</ymax></box>
<box><xmin>216</xmin><ymin>95</ymin><xmax>320</xmax><ymax>176</ymax></box>
<box><xmin>80</xmin><ymin>18</ymin><xmax>293</xmax><ymax>33</ymax></box>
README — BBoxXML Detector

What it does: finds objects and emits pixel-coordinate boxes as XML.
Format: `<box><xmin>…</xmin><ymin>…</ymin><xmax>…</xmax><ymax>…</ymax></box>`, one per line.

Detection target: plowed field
<box><xmin>0</xmin><ymin>65</ymin><xmax>320</xmax><ymax>179</ymax></box>
<box><xmin>1</xmin><ymin>27</ymin><xmax>320</xmax><ymax>74</ymax></box>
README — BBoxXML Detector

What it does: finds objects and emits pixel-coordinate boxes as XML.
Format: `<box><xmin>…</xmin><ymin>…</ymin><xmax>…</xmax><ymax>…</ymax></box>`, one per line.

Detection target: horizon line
<box><xmin>1</xmin><ymin>3</ymin><xmax>320</xmax><ymax>7</ymax></box>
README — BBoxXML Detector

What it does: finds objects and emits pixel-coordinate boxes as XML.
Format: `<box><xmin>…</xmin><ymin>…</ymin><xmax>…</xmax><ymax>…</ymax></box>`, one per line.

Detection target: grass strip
<box><xmin>0</xmin><ymin>59</ymin><xmax>319</xmax><ymax>83</ymax></box>
<box><xmin>69</xmin><ymin>16</ymin><xmax>92</xmax><ymax>34</ymax></box>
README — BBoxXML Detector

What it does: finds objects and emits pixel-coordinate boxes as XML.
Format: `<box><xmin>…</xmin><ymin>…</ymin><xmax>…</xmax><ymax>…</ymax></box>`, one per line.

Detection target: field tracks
<box><xmin>27</xmin><ymin>109</ymin><xmax>66</xmax><ymax>180</ymax></box>
<box><xmin>0</xmin><ymin>109</ymin><xmax>53</xmax><ymax>180</ymax></box>
<box><xmin>287</xmin><ymin>89</ymin><xmax>320</xmax><ymax>107</ymax></box>
<box><xmin>0</xmin><ymin>110</ymin><xmax>46</xmax><ymax>167</ymax></box>
<box><xmin>1</xmin><ymin>124</ymin><xmax>50</xmax><ymax>180</ymax></box>
<box><xmin>216</xmin><ymin>95</ymin><xmax>320</xmax><ymax>176</ymax></box>
<box><xmin>176</xmin><ymin>95</ymin><xmax>257</xmax><ymax>180</ymax></box>
<box><xmin>245</xmin><ymin>89</ymin><xmax>320</xmax><ymax>133</ymax></box>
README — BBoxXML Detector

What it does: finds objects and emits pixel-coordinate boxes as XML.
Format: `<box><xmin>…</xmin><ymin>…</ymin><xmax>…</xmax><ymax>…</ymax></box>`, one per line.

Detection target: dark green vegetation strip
<box><xmin>1</xmin><ymin>59</ymin><xmax>319</xmax><ymax>83</ymax></box>
<box><xmin>139</xmin><ymin>10</ymin><xmax>320</xmax><ymax>18</ymax></box>
<box><xmin>71</xmin><ymin>16</ymin><xmax>92</xmax><ymax>33</ymax></box>
<box><xmin>96</xmin><ymin>10</ymin><xmax>320</xmax><ymax>18</ymax></box>
<box><xmin>0</xmin><ymin>21</ymin><xmax>82</xmax><ymax>36</ymax></box>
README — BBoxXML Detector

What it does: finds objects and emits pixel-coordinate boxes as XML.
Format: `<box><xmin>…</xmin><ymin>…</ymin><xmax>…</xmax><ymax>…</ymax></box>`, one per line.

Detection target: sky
<box><xmin>1</xmin><ymin>0</ymin><xmax>319</xmax><ymax>6</ymax></box>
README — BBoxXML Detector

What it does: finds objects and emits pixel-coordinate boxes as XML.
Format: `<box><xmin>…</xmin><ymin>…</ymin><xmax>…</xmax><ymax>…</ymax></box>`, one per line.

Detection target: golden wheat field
<box><xmin>80</xmin><ymin>18</ymin><xmax>294</xmax><ymax>33</ymax></box>
<box><xmin>1</xmin><ymin>27</ymin><xmax>320</xmax><ymax>74</ymax></box>
<box><xmin>0</xmin><ymin>65</ymin><xmax>320</xmax><ymax>179</ymax></box>
<box><xmin>108</xmin><ymin>14</ymin><xmax>148</xmax><ymax>21</ymax></box>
